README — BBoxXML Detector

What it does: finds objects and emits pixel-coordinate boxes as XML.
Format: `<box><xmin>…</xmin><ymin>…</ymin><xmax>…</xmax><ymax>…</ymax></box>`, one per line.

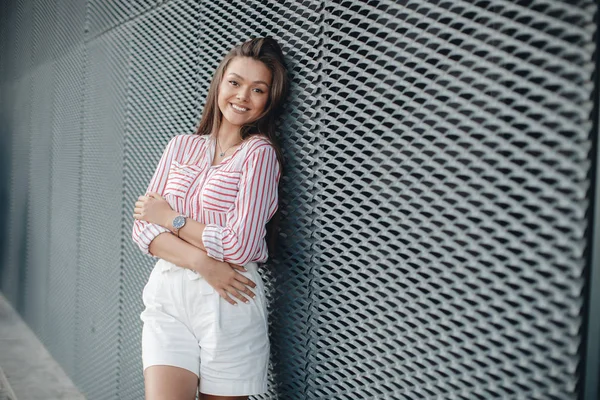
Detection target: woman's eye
<box><xmin>228</xmin><ymin>80</ymin><xmax>264</xmax><ymax>93</ymax></box>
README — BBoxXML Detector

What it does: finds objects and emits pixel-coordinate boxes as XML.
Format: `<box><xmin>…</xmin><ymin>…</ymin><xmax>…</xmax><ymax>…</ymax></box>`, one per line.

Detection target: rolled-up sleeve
<box><xmin>132</xmin><ymin>135</ymin><xmax>182</xmax><ymax>257</ymax></box>
<box><xmin>202</xmin><ymin>143</ymin><xmax>280</xmax><ymax>265</ymax></box>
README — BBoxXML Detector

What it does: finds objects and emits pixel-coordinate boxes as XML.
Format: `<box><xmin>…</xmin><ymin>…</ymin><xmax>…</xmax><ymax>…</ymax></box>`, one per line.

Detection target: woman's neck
<box><xmin>215</xmin><ymin>120</ymin><xmax>244</xmax><ymax>148</ymax></box>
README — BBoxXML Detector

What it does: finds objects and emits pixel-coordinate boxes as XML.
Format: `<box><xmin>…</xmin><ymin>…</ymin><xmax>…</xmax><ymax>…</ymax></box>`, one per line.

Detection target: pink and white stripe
<box><xmin>132</xmin><ymin>133</ymin><xmax>280</xmax><ymax>266</ymax></box>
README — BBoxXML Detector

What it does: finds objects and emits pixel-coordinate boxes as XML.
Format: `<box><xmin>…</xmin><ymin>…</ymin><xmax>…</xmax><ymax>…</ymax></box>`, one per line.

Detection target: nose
<box><xmin>236</xmin><ymin>87</ymin><xmax>250</xmax><ymax>101</ymax></box>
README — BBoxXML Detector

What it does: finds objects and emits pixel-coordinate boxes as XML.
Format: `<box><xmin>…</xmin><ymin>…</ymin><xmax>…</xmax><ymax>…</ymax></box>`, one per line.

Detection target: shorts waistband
<box><xmin>155</xmin><ymin>259</ymin><xmax>259</xmax><ymax>281</ymax></box>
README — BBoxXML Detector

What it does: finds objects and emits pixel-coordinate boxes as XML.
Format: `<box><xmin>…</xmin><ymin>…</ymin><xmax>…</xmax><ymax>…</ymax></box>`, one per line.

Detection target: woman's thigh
<box><xmin>144</xmin><ymin>365</ymin><xmax>199</xmax><ymax>400</ymax></box>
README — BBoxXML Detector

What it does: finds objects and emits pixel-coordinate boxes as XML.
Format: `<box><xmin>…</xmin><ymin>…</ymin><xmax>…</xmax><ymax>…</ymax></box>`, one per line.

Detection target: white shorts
<box><xmin>140</xmin><ymin>258</ymin><xmax>270</xmax><ymax>396</ymax></box>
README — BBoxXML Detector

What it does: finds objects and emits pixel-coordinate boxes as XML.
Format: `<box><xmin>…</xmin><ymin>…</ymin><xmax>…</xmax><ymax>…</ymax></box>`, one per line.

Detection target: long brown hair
<box><xmin>194</xmin><ymin>37</ymin><xmax>289</xmax><ymax>258</ymax></box>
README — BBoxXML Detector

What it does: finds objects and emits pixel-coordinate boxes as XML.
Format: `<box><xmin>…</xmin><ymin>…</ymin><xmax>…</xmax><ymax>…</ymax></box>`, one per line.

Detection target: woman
<box><xmin>131</xmin><ymin>37</ymin><xmax>289</xmax><ymax>400</ymax></box>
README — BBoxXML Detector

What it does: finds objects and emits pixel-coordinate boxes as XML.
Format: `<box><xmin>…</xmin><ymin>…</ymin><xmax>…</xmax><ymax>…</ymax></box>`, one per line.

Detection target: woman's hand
<box><xmin>196</xmin><ymin>258</ymin><xmax>257</xmax><ymax>305</ymax></box>
<box><xmin>133</xmin><ymin>192</ymin><xmax>175</xmax><ymax>228</ymax></box>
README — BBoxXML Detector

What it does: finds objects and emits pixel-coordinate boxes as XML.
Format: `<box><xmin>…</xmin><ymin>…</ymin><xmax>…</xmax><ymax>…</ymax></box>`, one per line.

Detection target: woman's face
<box><xmin>218</xmin><ymin>56</ymin><xmax>272</xmax><ymax>131</ymax></box>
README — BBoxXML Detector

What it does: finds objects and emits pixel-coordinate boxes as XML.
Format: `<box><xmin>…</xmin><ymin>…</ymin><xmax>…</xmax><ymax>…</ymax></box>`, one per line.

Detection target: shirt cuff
<box><xmin>202</xmin><ymin>224</ymin><xmax>225</xmax><ymax>262</ymax></box>
<box><xmin>137</xmin><ymin>223</ymin><xmax>171</xmax><ymax>258</ymax></box>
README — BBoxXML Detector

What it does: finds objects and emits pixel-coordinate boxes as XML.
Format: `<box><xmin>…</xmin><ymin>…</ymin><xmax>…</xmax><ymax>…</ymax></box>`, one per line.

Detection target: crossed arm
<box><xmin>147</xmin><ymin>231</ymin><xmax>207</xmax><ymax>272</ymax></box>
<box><xmin>134</xmin><ymin>194</ymin><xmax>257</xmax><ymax>305</ymax></box>
<box><xmin>144</xmin><ymin>202</ymin><xmax>209</xmax><ymax>267</ymax></box>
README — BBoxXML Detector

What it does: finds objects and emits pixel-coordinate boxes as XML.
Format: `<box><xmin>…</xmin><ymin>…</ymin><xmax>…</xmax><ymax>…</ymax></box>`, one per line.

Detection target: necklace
<box><xmin>216</xmin><ymin>135</ymin><xmax>243</xmax><ymax>157</ymax></box>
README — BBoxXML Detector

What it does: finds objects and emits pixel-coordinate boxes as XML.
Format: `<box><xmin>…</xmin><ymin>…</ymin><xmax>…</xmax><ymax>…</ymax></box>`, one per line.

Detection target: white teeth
<box><xmin>231</xmin><ymin>103</ymin><xmax>248</xmax><ymax>112</ymax></box>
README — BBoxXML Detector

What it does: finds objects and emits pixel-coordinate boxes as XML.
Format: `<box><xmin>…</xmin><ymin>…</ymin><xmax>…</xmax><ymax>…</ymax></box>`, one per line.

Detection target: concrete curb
<box><xmin>0</xmin><ymin>366</ymin><xmax>17</xmax><ymax>400</ymax></box>
<box><xmin>0</xmin><ymin>293</ymin><xmax>86</xmax><ymax>400</ymax></box>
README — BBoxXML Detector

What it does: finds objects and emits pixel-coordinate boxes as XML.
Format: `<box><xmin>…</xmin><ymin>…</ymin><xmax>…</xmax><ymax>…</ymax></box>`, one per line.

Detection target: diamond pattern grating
<box><xmin>0</xmin><ymin>1</ymin><xmax>598</xmax><ymax>399</ymax></box>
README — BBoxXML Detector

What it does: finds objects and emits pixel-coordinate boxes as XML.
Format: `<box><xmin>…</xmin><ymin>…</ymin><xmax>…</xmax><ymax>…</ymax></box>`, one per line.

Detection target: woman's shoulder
<box><xmin>167</xmin><ymin>134</ymin><xmax>209</xmax><ymax>151</ymax></box>
<box><xmin>240</xmin><ymin>135</ymin><xmax>279</xmax><ymax>172</ymax></box>
<box><xmin>167</xmin><ymin>134</ymin><xmax>209</xmax><ymax>162</ymax></box>
<box><xmin>169</xmin><ymin>133</ymin><xmax>207</xmax><ymax>147</ymax></box>
<box><xmin>244</xmin><ymin>134</ymin><xmax>276</xmax><ymax>154</ymax></box>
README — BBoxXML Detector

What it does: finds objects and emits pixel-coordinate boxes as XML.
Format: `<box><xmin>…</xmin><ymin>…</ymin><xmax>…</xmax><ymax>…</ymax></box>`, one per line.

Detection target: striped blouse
<box><xmin>131</xmin><ymin>133</ymin><xmax>281</xmax><ymax>266</ymax></box>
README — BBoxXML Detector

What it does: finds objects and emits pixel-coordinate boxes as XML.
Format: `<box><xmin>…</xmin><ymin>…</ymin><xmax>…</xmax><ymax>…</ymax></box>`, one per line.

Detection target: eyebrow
<box><xmin>227</xmin><ymin>73</ymin><xmax>270</xmax><ymax>87</ymax></box>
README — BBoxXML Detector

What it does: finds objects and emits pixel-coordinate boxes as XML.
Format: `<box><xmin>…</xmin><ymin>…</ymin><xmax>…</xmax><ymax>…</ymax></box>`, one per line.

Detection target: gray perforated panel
<box><xmin>75</xmin><ymin>26</ymin><xmax>130</xmax><ymax>399</ymax></box>
<box><xmin>1</xmin><ymin>0</ymin><xmax>34</xmax><ymax>311</ymax></box>
<box><xmin>46</xmin><ymin>47</ymin><xmax>85</xmax><ymax>378</ymax></box>
<box><xmin>0</xmin><ymin>1</ymin><xmax>598</xmax><ymax>399</ymax></box>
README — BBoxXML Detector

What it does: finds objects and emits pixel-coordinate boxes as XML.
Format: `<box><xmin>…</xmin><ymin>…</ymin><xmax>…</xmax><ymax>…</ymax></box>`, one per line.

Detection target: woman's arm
<box><xmin>147</xmin><ymin>230</ymin><xmax>203</xmax><ymax>272</ymax></box>
<box><xmin>160</xmin><ymin>208</ymin><xmax>208</xmax><ymax>252</ymax></box>
<box><xmin>132</xmin><ymin>135</ymin><xmax>183</xmax><ymax>257</ymax></box>
<box><xmin>148</xmin><ymin>231</ymin><xmax>257</xmax><ymax>305</ymax></box>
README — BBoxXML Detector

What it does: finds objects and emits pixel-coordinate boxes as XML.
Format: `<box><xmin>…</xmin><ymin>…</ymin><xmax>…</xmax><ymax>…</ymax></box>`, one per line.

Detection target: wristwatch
<box><xmin>172</xmin><ymin>215</ymin><xmax>187</xmax><ymax>237</ymax></box>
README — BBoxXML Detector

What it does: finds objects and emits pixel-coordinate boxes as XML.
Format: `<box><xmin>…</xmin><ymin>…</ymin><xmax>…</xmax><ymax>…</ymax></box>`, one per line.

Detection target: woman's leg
<box><xmin>144</xmin><ymin>365</ymin><xmax>199</xmax><ymax>400</ymax></box>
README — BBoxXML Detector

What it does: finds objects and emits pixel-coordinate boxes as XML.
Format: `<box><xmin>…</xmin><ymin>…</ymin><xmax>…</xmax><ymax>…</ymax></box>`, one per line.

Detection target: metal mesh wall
<box><xmin>0</xmin><ymin>1</ymin><xmax>598</xmax><ymax>399</ymax></box>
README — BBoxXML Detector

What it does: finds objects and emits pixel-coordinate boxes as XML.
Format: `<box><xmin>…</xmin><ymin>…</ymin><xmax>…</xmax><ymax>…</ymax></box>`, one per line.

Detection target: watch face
<box><xmin>173</xmin><ymin>215</ymin><xmax>186</xmax><ymax>229</ymax></box>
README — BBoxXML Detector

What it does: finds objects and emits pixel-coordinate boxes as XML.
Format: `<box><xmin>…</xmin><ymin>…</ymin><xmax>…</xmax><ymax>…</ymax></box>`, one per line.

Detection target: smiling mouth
<box><xmin>230</xmin><ymin>103</ymin><xmax>249</xmax><ymax>112</ymax></box>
